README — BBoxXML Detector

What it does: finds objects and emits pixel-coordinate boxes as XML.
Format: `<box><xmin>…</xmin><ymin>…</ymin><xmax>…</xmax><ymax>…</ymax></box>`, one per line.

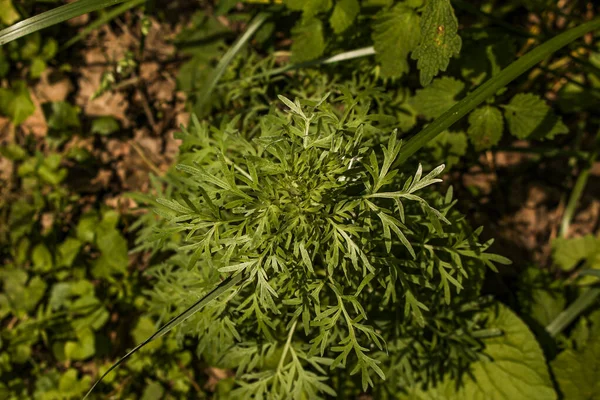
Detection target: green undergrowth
<box><xmin>1</xmin><ymin>0</ymin><xmax>600</xmax><ymax>399</ymax></box>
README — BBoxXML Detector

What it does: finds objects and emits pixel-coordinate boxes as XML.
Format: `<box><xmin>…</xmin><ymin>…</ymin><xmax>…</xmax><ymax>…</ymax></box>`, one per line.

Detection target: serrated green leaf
<box><xmin>0</xmin><ymin>81</ymin><xmax>35</xmax><ymax>125</ymax></box>
<box><xmin>286</xmin><ymin>0</ymin><xmax>332</xmax><ymax>18</ymax></box>
<box><xmin>467</xmin><ymin>105</ymin><xmax>504</xmax><ymax>150</ymax></box>
<box><xmin>552</xmin><ymin>334</ymin><xmax>600</xmax><ymax>399</ymax></box>
<box><xmin>411</xmin><ymin>0</ymin><xmax>462</xmax><ymax>86</ymax></box>
<box><xmin>372</xmin><ymin>4</ymin><xmax>420</xmax><ymax>78</ymax></box>
<box><xmin>411</xmin><ymin>76</ymin><xmax>464</xmax><ymax>119</ymax></box>
<box><xmin>330</xmin><ymin>0</ymin><xmax>359</xmax><ymax>34</ymax></box>
<box><xmin>291</xmin><ymin>18</ymin><xmax>326</xmax><ymax>63</ymax></box>
<box><xmin>503</xmin><ymin>93</ymin><xmax>569</xmax><ymax>140</ymax></box>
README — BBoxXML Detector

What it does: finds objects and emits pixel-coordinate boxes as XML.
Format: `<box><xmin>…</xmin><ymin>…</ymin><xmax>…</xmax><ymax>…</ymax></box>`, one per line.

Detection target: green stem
<box><xmin>0</xmin><ymin>0</ymin><xmax>128</xmax><ymax>46</ymax></box>
<box><xmin>277</xmin><ymin>319</ymin><xmax>298</xmax><ymax>372</ymax></box>
<box><xmin>83</xmin><ymin>273</ymin><xmax>242</xmax><ymax>399</ymax></box>
<box><xmin>560</xmin><ymin>156</ymin><xmax>596</xmax><ymax>237</ymax></box>
<box><xmin>546</xmin><ymin>288</ymin><xmax>600</xmax><ymax>337</ymax></box>
<box><xmin>394</xmin><ymin>17</ymin><xmax>600</xmax><ymax>167</ymax></box>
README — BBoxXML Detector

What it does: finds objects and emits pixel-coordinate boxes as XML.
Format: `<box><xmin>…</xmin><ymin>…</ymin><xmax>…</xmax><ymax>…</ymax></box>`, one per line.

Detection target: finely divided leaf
<box><xmin>410</xmin><ymin>76</ymin><xmax>464</xmax><ymax>119</ymax></box>
<box><xmin>372</xmin><ymin>4</ymin><xmax>420</xmax><ymax>78</ymax></box>
<box><xmin>411</xmin><ymin>0</ymin><xmax>462</xmax><ymax>86</ymax></box>
<box><xmin>291</xmin><ymin>18</ymin><xmax>326</xmax><ymax>62</ymax></box>
<box><xmin>467</xmin><ymin>105</ymin><xmax>504</xmax><ymax>150</ymax></box>
<box><xmin>503</xmin><ymin>93</ymin><xmax>569</xmax><ymax>140</ymax></box>
<box><xmin>330</xmin><ymin>0</ymin><xmax>359</xmax><ymax>34</ymax></box>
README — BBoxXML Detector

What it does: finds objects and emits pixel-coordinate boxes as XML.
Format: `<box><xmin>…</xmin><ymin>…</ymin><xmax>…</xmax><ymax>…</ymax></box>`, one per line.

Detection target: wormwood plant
<box><xmin>139</xmin><ymin>93</ymin><xmax>509</xmax><ymax>398</ymax></box>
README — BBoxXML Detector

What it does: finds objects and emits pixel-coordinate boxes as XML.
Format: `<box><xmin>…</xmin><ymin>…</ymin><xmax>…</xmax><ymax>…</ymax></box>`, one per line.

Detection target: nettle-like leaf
<box><xmin>141</xmin><ymin>94</ymin><xmax>507</xmax><ymax>398</ymax></box>
<box><xmin>372</xmin><ymin>3</ymin><xmax>421</xmax><ymax>78</ymax></box>
<box><xmin>411</xmin><ymin>76</ymin><xmax>464</xmax><ymax>119</ymax></box>
<box><xmin>552</xmin><ymin>333</ymin><xmax>600</xmax><ymax>399</ymax></box>
<box><xmin>291</xmin><ymin>18</ymin><xmax>326</xmax><ymax>62</ymax></box>
<box><xmin>330</xmin><ymin>0</ymin><xmax>360</xmax><ymax>34</ymax></box>
<box><xmin>411</xmin><ymin>0</ymin><xmax>462</xmax><ymax>86</ymax></box>
<box><xmin>467</xmin><ymin>105</ymin><xmax>504</xmax><ymax>150</ymax></box>
<box><xmin>502</xmin><ymin>93</ymin><xmax>569</xmax><ymax>140</ymax></box>
<box><xmin>407</xmin><ymin>304</ymin><xmax>557</xmax><ymax>400</ymax></box>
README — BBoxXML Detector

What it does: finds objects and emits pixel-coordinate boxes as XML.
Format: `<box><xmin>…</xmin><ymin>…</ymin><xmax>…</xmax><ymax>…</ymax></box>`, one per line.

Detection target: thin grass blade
<box><xmin>83</xmin><ymin>273</ymin><xmax>243</xmax><ymax>399</ymax></box>
<box><xmin>394</xmin><ymin>17</ymin><xmax>600</xmax><ymax>167</ymax></box>
<box><xmin>195</xmin><ymin>11</ymin><xmax>270</xmax><ymax>112</ymax></box>
<box><xmin>0</xmin><ymin>0</ymin><xmax>128</xmax><ymax>46</ymax></box>
<box><xmin>62</xmin><ymin>0</ymin><xmax>146</xmax><ymax>49</ymax></box>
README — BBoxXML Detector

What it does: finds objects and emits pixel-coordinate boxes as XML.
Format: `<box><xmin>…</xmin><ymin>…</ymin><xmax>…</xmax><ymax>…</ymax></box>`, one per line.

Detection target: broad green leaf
<box><xmin>503</xmin><ymin>93</ymin><xmax>569</xmax><ymax>139</ymax></box>
<box><xmin>32</xmin><ymin>243</ymin><xmax>53</xmax><ymax>272</ymax></box>
<box><xmin>43</xmin><ymin>101</ymin><xmax>81</xmax><ymax>131</ymax></box>
<box><xmin>291</xmin><ymin>18</ymin><xmax>326</xmax><ymax>63</ymax></box>
<box><xmin>330</xmin><ymin>0</ymin><xmax>360</xmax><ymax>34</ymax></box>
<box><xmin>77</xmin><ymin>213</ymin><xmax>99</xmax><ymax>243</ymax></box>
<box><xmin>141</xmin><ymin>381</ymin><xmax>165</xmax><ymax>400</ymax></box>
<box><xmin>407</xmin><ymin>304</ymin><xmax>556</xmax><ymax>399</ymax></box>
<box><xmin>93</xmin><ymin>227</ymin><xmax>129</xmax><ymax>277</ymax></box>
<box><xmin>57</xmin><ymin>237</ymin><xmax>82</xmax><ymax>268</ymax></box>
<box><xmin>286</xmin><ymin>0</ymin><xmax>332</xmax><ymax>18</ymax></box>
<box><xmin>64</xmin><ymin>328</ymin><xmax>95</xmax><ymax>361</ymax></box>
<box><xmin>91</xmin><ymin>116</ymin><xmax>120</xmax><ymax>135</ymax></box>
<box><xmin>0</xmin><ymin>81</ymin><xmax>35</xmax><ymax>125</ymax></box>
<box><xmin>411</xmin><ymin>77</ymin><xmax>464</xmax><ymax>119</ymax></box>
<box><xmin>58</xmin><ymin>369</ymin><xmax>92</xmax><ymax>398</ymax></box>
<box><xmin>551</xmin><ymin>235</ymin><xmax>598</xmax><ymax>271</ymax></box>
<box><xmin>411</xmin><ymin>0</ymin><xmax>462</xmax><ymax>86</ymax></box>
<box><xmin>551</xmin><ymin>334</ymin><xmax>600</xmax><ymax>399</ymax></box>
<box><xmin>529</xmin><ymin>289</ymin><xmax>565</xmax><ymax>327</ymax></box>
<box><xmin>30</xmin><ymin>57</ymin><xmax>46</xmax><ymax>79</ymax></box>
<box><xmin>467</xmin><ymin>105</ymin><xmax>504</xmax><ymax>150</ymax></box>
<box><xmin>372</xmin><ymin>4</ymin><xmax>420</xmax><ymax>78</ymax></box>
<box><xmin>426</xmin><ymin>130</ymin><xmax>467</xmax><ymax>170</ymax></box>
<box><xmin>0</xmin><ymin>0</ymin><xmax>20</xmax><ymax>25</ymax></box>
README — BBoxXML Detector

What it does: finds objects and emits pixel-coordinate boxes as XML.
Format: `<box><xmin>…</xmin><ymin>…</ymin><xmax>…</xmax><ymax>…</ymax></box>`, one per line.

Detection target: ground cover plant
<box><xmin>1</xmin><ymin>0</ymin><xmax>600</xmax><ymax>399</ymax></box>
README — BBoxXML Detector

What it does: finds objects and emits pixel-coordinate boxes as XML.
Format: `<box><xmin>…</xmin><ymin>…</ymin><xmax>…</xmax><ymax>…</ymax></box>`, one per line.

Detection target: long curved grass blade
<box><xmin>213</xmin><ymin>46</ymin><xmax>375</xmax><ymax>90</ymax></box>
<box><xmin>195</xmin><ymin>11</ymin><xmax>270</xmax><ymax>111</ymax></box>
<box><xmin>394</xmin><ymin>17</ymin><xmax>600</xmax><ymax>167</ymax></box>
<box><xmin>546</xmin><ymin>287</ymin><xmax>600</xmax><ymax>337</ymax></box>
<box><xmin>83</xmin><ymin>273</ymin><xmax>243</xmax><ymax>399</ymax></box>
<box><xmin>0</xmin><ymin>0</ymin><xmax>127</xmax><ymax>46</ymax></box>
<box><xmin>62</xmin><ymin>0</ymin><xmax>146</xmax><ymax>49</ymax></box>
